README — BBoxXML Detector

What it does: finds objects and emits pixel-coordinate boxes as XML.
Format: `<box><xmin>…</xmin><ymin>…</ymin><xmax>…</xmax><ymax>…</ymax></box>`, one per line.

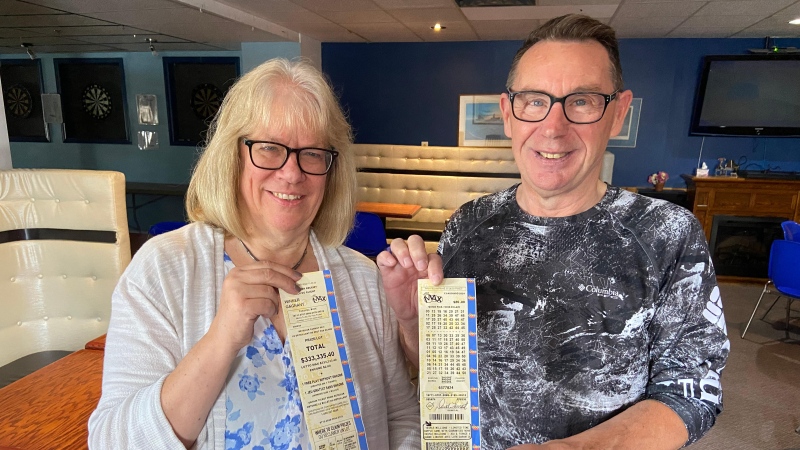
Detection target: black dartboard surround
<box><xmin>4</xmin><ymin>84</ymin><xmax>32</xmax><ymax>119</ymax></box>
<box><xmin>162</xmin><ymin>57</ymin><xmax>239</xmax><ymax>146</ymax></box>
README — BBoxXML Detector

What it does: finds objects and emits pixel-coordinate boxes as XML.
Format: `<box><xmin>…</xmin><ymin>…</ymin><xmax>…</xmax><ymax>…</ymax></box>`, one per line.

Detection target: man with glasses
<box><xmin>379</xmin><ymin>14</ymin><xmax>729</xmax><ymax>449</ymax></box>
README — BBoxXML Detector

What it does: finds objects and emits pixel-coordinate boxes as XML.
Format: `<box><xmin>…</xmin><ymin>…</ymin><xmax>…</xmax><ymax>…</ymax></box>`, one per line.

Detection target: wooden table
<box><xmin>356</xmin><ymin>201</ymin><xmax>421</xmax><ymax>219</ymax></box>
<box><xmin>0</xmin><ymin>350</ymin><xmax>104</xmax><ymax>449</ymax></box>
<box><xmin>84</xmin><ymin>334</ymin><xmax>107</xmax><ymax>351</ymax></box>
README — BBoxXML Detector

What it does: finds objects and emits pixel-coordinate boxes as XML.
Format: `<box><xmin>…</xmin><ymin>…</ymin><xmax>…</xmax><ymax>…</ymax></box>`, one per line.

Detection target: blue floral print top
<box><xmin>223</xmin><ymin>254</ymin><xmax>309</xmax><ymax>450</ymax></box>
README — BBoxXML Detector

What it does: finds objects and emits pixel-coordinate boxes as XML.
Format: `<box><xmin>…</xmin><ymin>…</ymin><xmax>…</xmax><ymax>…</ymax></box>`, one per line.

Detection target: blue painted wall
<box><xmin>2</xmin><ymin>42</ymin><xmax>300</xmax><ymax>230</ymax></box>
<box><xmin>322</xmin><ymin>38</ymin><xmax>800</xmax><ymax>188</ymax></box>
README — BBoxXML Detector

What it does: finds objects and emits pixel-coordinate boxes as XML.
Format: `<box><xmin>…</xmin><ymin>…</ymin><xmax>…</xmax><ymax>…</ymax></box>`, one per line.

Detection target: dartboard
<box><xmin>4</xmin><ymin>84</ymin><xmax>32</xmax><ymax>119</ymax></box>
<box><xmin>191</xmin><ymin>83</ymin><xmax>223</xmax><ymax>120</ymax></box>
<box><xmin>82</xmin><ymin>84</ymin><xmax>112</xmax><ymax>119</ymax></box>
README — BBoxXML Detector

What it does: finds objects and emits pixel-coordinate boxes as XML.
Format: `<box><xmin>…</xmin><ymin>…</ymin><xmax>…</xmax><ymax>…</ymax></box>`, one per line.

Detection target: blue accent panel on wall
<box><xmin>322</xmin><ymin>38</ymin><xmax>800</xmax><ymax>188</ymax></box>
<box><xmin>323</xmin><ymin>41</ymin><xmax>519</xmax><ymax>146</ymax></box>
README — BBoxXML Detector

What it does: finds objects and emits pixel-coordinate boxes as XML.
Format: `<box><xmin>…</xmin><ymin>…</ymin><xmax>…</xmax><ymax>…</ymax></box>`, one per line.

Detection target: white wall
<box><xmin>300</xmin><ymin>35</ymin><xmax>321</xmax><ymax>70</ymax></box>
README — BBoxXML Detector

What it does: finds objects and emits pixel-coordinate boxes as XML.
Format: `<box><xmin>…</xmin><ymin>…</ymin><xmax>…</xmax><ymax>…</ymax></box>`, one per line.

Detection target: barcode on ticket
<box><xmin>425</xmin><ymin>442</ymin><xmax>470</xmax><ymax>450</ymax></box>
<box><xmin>429</xmin><ymin>414</ymin><xmax>464</xmax><ymax>421</ymax></box>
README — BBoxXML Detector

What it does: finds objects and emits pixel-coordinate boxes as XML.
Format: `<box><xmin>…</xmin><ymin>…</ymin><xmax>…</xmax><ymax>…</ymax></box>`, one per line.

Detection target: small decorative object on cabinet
<box><xmin>648</xmin><ymin>171</ymin><xmax>669</xmax><ymax>191</ymax></box>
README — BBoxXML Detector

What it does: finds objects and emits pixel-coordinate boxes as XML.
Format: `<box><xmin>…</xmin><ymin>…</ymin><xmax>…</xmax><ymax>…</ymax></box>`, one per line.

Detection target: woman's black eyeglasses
<box><xmin>243</xmin><ymin>139</ymin><xmax>338</xmax><ymax>175</ymax></box>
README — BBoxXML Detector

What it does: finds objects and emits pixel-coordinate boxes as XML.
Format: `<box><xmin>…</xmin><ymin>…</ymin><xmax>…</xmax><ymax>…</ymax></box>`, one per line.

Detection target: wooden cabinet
<box><xmin>683</xmin><ymin>175</ymin><xmax>800</xmax><ymax>241</ymax></box>
<box><xmin>683</xmin><ymin>175</ymin><xmax>800</xmax><ymax>282</ymax></box>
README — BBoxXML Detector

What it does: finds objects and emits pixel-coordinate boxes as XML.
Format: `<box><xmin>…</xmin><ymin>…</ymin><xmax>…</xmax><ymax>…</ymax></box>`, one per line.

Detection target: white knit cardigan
<box><xmin>88</xmin><ymin>222</ymin><xmax>420</xmax><ymax>449</ymax></box>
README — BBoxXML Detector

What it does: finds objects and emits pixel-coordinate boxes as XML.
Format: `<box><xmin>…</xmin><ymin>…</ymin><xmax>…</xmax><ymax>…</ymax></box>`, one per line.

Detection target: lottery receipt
<box><xmin>418</xmin><ymin>278</ymin><xmax>480</xmax><ymax>449</ymax></box>
<box><xmin>280</xmin><ymin>270</ymin><xmax>368</xmax><ymax>450</ymax></box>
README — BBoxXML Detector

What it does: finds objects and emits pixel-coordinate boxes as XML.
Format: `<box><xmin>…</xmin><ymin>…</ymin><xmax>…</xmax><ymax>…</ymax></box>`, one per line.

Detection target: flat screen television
<box><xmin>689</xmin><ymin>54</ymin><xmax>800</xmax><ymax>137</ymax></box>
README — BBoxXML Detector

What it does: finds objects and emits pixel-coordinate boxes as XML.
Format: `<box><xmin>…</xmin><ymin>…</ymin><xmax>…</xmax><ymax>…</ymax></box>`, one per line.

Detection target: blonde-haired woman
<box><xmin>89</xmin><ymin>59</ymin><xmax>419</xmax><ymax>449</ymax></box>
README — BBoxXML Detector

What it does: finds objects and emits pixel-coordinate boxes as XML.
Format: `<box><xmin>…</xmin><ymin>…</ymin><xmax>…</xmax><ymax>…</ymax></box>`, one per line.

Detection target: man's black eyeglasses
<box><xmin>507</xmin><ymin>89</ymin><xmax>618</xmax><ymax>124</ymax></box>
<box><xmin>243</xmin><ymin>139</ymin><xmax>338</xmax><ymax>175</ymax></box>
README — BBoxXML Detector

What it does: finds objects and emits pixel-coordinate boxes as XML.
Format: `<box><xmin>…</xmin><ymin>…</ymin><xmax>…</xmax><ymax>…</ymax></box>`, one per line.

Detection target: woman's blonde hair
<box><xmin>186</xmin><ymin>58</ymin><xmax>356</xmax><ymax>246</ymax></box>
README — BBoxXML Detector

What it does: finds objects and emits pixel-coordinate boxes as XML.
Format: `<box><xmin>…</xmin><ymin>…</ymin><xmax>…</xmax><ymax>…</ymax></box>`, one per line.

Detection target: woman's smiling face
<box><xmin>238</xmin><ymin>126</ymin><xmax>328</xmax><ymax>238</ymax></box>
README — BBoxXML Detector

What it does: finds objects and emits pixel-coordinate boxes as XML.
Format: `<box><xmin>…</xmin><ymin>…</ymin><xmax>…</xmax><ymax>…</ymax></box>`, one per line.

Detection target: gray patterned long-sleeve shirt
<box><xmin>439</xmin><ymin>185</ymin><xmax>729</xmax><ymax>449</ymax></box>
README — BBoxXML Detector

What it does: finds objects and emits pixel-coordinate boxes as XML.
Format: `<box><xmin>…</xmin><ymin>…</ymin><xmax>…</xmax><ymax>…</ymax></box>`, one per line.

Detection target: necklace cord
<box><xmin>239</xmin><ymin>238</ymin><xmax>307</xmax><ymax>270</ymax></box>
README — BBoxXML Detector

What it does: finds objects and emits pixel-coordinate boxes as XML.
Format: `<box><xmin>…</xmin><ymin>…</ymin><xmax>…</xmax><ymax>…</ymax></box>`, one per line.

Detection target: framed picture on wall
<box><xmin>1</xmin><ymin>59</ymin><xmax>49</xmax><ymax>142</ymax></box>
<box><xmin>54</xmin><ymin>58</ymin><xmax>130</xmax><ymax>144</ymax></box>
<box><xmin>458</xmin><ymin>94</ymin><xmax>510</xmax><ymax>147</ymax></box>
<box><xmin>163</xmin><ymin>57</ymin><xmax>240</xmax><ymax>147</ymax></box>
<box><xmin>608</xmin><ymin>98</ymin><xmax>642</xmax><ymax>148</ymax></box>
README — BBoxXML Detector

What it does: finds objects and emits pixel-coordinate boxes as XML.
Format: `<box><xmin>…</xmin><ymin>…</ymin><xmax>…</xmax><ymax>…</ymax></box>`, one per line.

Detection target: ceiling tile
<box><xmin>14</xmin><ymin>25</ymin><xmax>149</xmax><ymax>36</ymax></box>
<box><xmin>471</xmin><ymin>19</ymin><xmax>539</xmax><ymax>39</ymax></box>
<box><xmin>0</xmin><ymin>36</ymin><xmax>83</xmax><ymax>46</ymax></box>
<box><xmin>734</xmin><ymin>15</ymin><xmax>800</xmax><ymax>36</ymax></box>
<box><xmin>612</xmin><ymin>21</ymin><xmax>682</xmax><ymax>36</ymax></box>
<box><xmin>680</xmin><ymin>14</ymin><xmax>762</xmax><ymax>27</ymax></box>
<box><xmin>343</xmin><ymin>22</ymin><xmax>422</xmax><ymax>41</ymax></box>
<box><xmin>316</xmin><ymin>9</ymin><xmax>396</xmax><ymax>24</ymax></box>
<box><xmin>1</xmin><ymin>0</ymin><xmax>799</xmax><ymax>48</ymax></box>
<box><xmin>610</xmin><ymin>15</ymin><xmax>686</xmax><ymax>29</ymax></box>
<box><xmin>0</xmin><ymin>14</ymin><xmax>112</xmax><ymax>27</ymax></box>
<box><xmin>110</xmin><ymin>42</ymin><xmax>223</xmax><ymax>51</ymax></box>
<box><xmin>289</xmin><ymin>0</ymin><xmax>381</xmax><ymax>11</ymax></box>
<box><xmin>248</xmin><ymin>9</ymin><xmax>330</xmax><ymax>23</ymax></box>
<box><xmin>0</xmin><ymin>0</ymin><xmax>68</xmax><ymax>14</ymax></box>
<box><xmin>389</xmin><ymin>7</ymin><xmax>467</xmax><ymax>23</ymax></box>
<box><xmin>621</xmin><ymin>0</ymin><xmax>704</xmax><ymax>3</ymax></box>
<box><xmin>694</xmin><ymin>0</ymin><xmax>794</xmax><ymax>16</ymax></box>
<box><xmin>275</xmin><ymin>21</ymin><xmax>366</xmax><ymax>41</ymax></box>
<box><xmin>32</xmin><ymin>43</ymin><xmax>121</xmax><ymax>52</ymax></box>
<box><xmin>0</xmin><ymin>28</ymin><xmax>48</xmax><ymax>38</ymax></box>
<box><xmin>536</xmin><ymin>0</ymin><xmax>617</xmax><ymax>4</ymax></box>
<box><xmin>218</xmin><ymin>0</ymin><xmax>307</xmax><ymax>14</ymax></box>
<box><xmin>614</xmin><ymin>1</ymin><xmax>703</xmax><ymax>17</ymax></box>
<box><xmin>72</xmin><ymin>34</ymin><xmax>184</xmax><ymax>44</ymax></box>
<box><xmin>92</xmin><ymin>8</ymin><xmax>230</xmax><ymax>26</ymax></box>
<box><xmin>372</xmin><ymin>0</ymin><xmax>455</xmax><ymax>9</ymax></box>
<box><xmin>668</xmin><ymin>26</ymin><xmax>738</xmax><ymax>37</ymax></box>
<box><xmin>23</xmin><ymin>0</ymin><xmax>174</xmax><ymax>13</ymax></box>
<box><xmin>403</xmin><ymin>21</ymin><xmax>479</xmax><ymax>41</ymax></box>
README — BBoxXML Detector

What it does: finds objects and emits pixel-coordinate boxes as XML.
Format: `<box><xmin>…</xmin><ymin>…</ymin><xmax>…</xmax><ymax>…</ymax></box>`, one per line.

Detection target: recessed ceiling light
<box><xmin>790</xmin><ymin>18</ymin><xmax>800</xmax><ymax>25</ymax></box>
<box><xmin>431</xmin><ymin>23</ymin><xmax>446</xmax><ymax>31</ymax></box>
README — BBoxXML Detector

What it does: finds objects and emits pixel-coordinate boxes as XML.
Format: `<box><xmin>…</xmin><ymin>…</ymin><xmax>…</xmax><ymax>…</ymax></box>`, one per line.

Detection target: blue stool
<box><xmin>148</xmin><ymin>221</ymin><xmax>188</xmax><ymax>237</ymax></box>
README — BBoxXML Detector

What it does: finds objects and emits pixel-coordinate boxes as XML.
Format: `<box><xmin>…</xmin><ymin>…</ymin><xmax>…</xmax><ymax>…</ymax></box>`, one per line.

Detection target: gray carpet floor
<box><xmin>689</xmin><ymin>282</ymin><xmax>800</xmax><ymax>450</ymax></box>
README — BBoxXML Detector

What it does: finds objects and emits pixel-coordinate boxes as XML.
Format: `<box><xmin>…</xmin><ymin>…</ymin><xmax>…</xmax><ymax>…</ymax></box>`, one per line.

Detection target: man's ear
<box><xmin>609</xmin><ymin>90</ymin><xmax>633</xmax><ymax>138</ymax></box>
<box><xmin>500</xmin><ymin>92</ymin><xmax>514</xmax><ymax>139</ymax></box>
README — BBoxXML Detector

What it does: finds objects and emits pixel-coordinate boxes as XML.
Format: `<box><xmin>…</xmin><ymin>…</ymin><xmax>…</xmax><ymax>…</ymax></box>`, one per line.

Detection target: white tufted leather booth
<box><xmin>0</xmin><ymin>169</ymin><xmax>131</xmax><ymax>369</ymax></box>
<box><xmin>354</xmin><ymin>143</ymin><xmax>615</xmax><ymax>239</ymax></box>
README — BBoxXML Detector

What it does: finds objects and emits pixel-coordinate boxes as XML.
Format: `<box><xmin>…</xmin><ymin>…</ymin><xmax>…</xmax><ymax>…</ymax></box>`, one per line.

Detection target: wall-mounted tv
<box><xmin>689</xmin><ymin>54</ymin><xmax>800</xmax><ymax>137</ymax></box>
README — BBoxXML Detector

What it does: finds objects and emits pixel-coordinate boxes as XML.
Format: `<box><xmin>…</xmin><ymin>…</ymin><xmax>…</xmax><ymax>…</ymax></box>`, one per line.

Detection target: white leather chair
<box><xmin>0</xmin><ymin>169</ymin><xmax>130</xmax><ymax>385</ymax></box>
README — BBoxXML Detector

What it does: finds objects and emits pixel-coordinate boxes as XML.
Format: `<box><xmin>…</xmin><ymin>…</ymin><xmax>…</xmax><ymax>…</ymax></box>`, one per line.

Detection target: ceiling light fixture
<box><xmin>146</xmin><ymin>38</ymin><xmax>158</xmax><ymax>56</ymax></box>
<box><xmin>21</xmin><ymin>43</ymin><xmax>36</xmax><ymax>60</ymax></box>
<box><xmin>431</xmin><ymin>23</ymin><xmax>446</xmax><ymax>32</ymax></box>
<box><xmin>790</xmin><ymin>18</ymin><xmax>800</xmax><ymax>25</ymax></box>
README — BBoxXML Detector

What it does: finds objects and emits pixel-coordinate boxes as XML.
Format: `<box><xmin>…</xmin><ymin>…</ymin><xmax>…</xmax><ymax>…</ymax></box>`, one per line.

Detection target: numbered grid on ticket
<box><xmin>418</xmin><ymin>278</ymin><xmax>480</xmax><ymax>449</ymax></box>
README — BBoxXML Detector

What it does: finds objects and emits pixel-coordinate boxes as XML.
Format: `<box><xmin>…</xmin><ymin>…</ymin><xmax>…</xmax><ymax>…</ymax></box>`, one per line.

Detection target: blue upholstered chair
<box><xmin>741</xmin><ymin>239</ymin><xmax>800</xmax><ymax>339</ymax></box>
<box><xmin>148</xmin><ymin>221</ymin><xmax>188</xmax><ymax>237</ymax></box>
<box><xmin>782</xmin><ymin>220</ymin><xmax>800</xmax><ymax>242</ymax></box>
<box><xmin>343</xmin><ymin>212</ymin><xmax>387</xmax><ymax>258</ymax></box>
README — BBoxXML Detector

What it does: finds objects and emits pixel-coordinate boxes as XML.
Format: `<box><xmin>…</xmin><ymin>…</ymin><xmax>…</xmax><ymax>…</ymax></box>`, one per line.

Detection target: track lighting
<box><xmin>21</xmin><ymin>43</ymin><xmax>36</xmax><ymax>60</ymax></box>
<box><xmin>146</xmin><ymin>38</ymin><xmax>158</xmax><ymax>56</ymax></box>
